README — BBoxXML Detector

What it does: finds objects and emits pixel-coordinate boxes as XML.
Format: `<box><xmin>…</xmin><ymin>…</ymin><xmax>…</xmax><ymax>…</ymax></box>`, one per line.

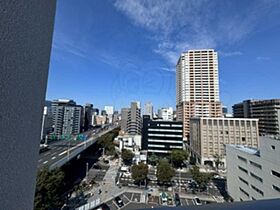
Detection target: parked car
<box><xmin>193</xmin><ymin>196</ymin><xmax>202</xmax><ymax>205</ymax></box>
<box><xmin>115</xmin><ymin>196</ymin><xmax>124</xmax><ymax>207</ymax></box>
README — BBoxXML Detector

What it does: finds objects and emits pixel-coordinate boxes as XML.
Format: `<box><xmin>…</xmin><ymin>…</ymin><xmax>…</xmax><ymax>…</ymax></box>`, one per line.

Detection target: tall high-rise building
<box><xmin>121</xmin><ymin>102</ymin><xmax>142</xmax><ymax>135</ymax></box>
<box><xmin>121</xmin><ymin>108</ymin><xmax>130</xmax><ymax>132</ymax></box>
<box><xmin>233</xmin><ymin>99</ymin><xmax>280</xmax><ymax>136</ymax></box>
<box><xmin>84</xmin><ymin>103</ymin><xmax>93</xmax><ymax>131</ymax></box>
<box><xmin>176</xmin><ymin>49</ymin><xmax>223</xmax><ymax>139</ymax></box>
<box><xmin>63</xmin><ymin>106</ymin><xmax>83</xmax><ymax>135</ymax></box>
<box><xmin>127</xmin><ymin>102</ymin><xmax>142</xmax><ymax>135</ymax></box>
<box><xmin>51</xmin><ymin>99</ymin><xmax>82</xmax><ymax>137</ymax></box>
<box><xmin>144</xmin><ymin>102</ymin><xmax>153</xmax><ymax>119</ymax></box>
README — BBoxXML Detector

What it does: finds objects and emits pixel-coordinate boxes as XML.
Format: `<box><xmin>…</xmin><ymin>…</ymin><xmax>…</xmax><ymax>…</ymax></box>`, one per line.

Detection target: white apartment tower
<box><xmin>176</xmin><ymin>49</ymin><xmax>222</xmax><ymax>139</ymax></box>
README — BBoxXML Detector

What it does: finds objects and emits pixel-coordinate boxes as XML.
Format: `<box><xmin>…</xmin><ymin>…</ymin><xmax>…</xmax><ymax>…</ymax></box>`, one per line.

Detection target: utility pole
<box><xmin>86</xmin><ymin>162</ymin><xmax>89</xmax><ymax>183</ymax></box>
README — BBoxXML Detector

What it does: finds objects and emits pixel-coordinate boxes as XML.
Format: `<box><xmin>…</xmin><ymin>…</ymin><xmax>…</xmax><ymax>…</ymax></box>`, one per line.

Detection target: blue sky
<box><xmin>46</xmin><ymin>0</ymin><xmax>280</xmax><ymax>111</ymax></box>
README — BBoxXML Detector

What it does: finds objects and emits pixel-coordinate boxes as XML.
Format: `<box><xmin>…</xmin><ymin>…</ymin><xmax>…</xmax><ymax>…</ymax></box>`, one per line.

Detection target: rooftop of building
<box><xmin>227</xmin><ymin>144</ymin><xmax>259</xmax><ymax>155</ymax></box>
<box><xmin>191</xmin><ymin>117</ymin><xmax>259</xmax><ymax>121</ymax></box>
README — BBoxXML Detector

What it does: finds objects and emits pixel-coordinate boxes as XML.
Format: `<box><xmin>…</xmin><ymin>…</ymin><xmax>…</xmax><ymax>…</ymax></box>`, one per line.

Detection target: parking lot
<box><xmin>105</xmin><ymin>192</ymin><xmax>142</xmax><ymax>210</ymax></box>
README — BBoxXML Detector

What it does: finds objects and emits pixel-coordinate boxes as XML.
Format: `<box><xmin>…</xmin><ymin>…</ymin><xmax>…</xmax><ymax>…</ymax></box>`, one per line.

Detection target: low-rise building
<box><xmin>114</xmin><ymin>134</ymin><xmax>142</xmax><ymax>151</ymax></box>
<box><xmin>189</xmin><ymin>117</ymin><xmax>259</xmax><ymax>167</ymax></box>
<box><xmin>226</xmin><ymin>136</ymin><xmax>280</xmax><ymax>201</ymax></box>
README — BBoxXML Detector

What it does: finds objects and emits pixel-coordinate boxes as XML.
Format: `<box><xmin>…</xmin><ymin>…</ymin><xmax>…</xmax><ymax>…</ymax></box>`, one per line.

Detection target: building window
<box><xmin>272</xmin><ymin>185</ymin><xmax>280</xmax><ymax>193</ymax></box>
<box><xmin>250</xmin><ymin>172</ymin><xmax>263</xmax><ymax>183</ymax></box>
<box><xmin>272</xmin><ymin>170</ymin><xmax>280</xmax><ymax>178</ymax></box>
<box><xmin>238</xmin><ymin>166</ymin><xmax>248</xmax><ymax>174</ymax></box>
<box><xmin>239</xmin><ymin>177</ymin><xmax>249</xmax><ymax>185</ymax></box>
<box><xmin>239</xmin><ymin>187</ymin><xmax>249</xmax><ymax>197</ymax></box>
<box><xmin>238</xmin><ymin>156</ymin><xmax>247</xmax><ymax>163</ymax></box>
<box><xmin>250</xmin><ymin>161</ymin><xmax>262</xmax><ymax>170</ymax></box>
<box><xmin>251</xmin><ymin>185</ymin><xmax>264</xmax><ymax>196</ymax></box>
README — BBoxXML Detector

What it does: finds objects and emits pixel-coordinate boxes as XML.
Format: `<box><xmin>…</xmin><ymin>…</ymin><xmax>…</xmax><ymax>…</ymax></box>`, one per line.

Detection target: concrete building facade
<box><xmin>51</xmin><ymin>99</ymin><xmax>82</xmax><ymax>136</ymax></box>
<box><xmin>144</xmin><ymin>102</ymin><xmax>153</xmax><ymax>119</ymax></box>
<box><xmin>176</xmin><ymin>49</ymin><xmax>223</xmax><ymax>140</ymax></box>
<box><xmin>226</xmin><ymin>136</ymin><xmax>280</xmax><ymax>201</ymax></box>
<box><xmin>233</xmin><ymin>99</ymin><xmax>280</xmax><ymax>136</ymax></box>
<box><xmin>158</xmin><ymin>107</ymin><xmax>173</xmax><ymax>121</ymax></box>
<box><xmin>190</xmin><ymin>117</ymin><xmax>259</xmax><ymax>167</ymax></box>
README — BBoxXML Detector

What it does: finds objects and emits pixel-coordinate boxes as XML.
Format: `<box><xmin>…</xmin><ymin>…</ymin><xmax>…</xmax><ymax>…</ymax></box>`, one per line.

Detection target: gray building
<box><xmin>121</xmin><ymin>102</ymin><xmax>142</xmax><ymax>135</ymax></box>
<box><xmin>51</xmin><ymin>99</ymin><xmax>82</xmax><ymax>137</ymax></box>
<box><xmin>121</xmin><ymin>108</ymin><xmax>130</xmax><ymax>132</ymax></box>
<box><xmin>233</xmin><ymin>99</ymin><xmax>280</xmax><ymax>136</ymax></box>
<box><xmin>63</xmin><ymin>106</ymin><xmax>83</xmax><ymax>135</ymax></box>
<box><xmin>226</xmin><ymin>136</ymin><xmax>280</xmax><ymax>201</ymax></box>
<box><xmin>127</xmin><ymin>102</ymin><xmax>142</xmax><ymax>135</ymax></box>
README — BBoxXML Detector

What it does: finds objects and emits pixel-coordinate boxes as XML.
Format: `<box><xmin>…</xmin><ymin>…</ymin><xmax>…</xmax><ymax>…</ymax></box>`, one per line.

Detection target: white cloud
<box><xmin>159</xmin><ymin>67</ymin><xmax>176</xmax><ymax>72</ymax></box>
<box><xmin>114</xmin><ymin>0</ymin><xmax>280</xmax><ymax>65</ymax></box>
<box><xmin>257</xmin><ymin>56</ymin><xmax>271</xmax><ymax>61</ymax></box>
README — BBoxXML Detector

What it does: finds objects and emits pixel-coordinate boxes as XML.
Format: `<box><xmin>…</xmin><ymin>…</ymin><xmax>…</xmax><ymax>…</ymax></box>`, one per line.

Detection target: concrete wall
<box><xmin>0</xmin><ymin>1</ymin><xmax>56</xmax><ymax>209</ymax></box>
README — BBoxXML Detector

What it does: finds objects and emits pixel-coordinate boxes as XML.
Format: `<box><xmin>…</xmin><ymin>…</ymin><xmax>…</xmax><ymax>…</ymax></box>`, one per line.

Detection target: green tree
<box><xmin>121</xmin><ymin>149</ymin><xmax>134</xmax><ymax>165</ymax></box>
<box><xmin>34</xmin><ymin>168</ymin><xmax>65</xmax><ymax>210</ymax></box>
<box><xmin>190</xmin><ymin>166</ymin><xmax>212</xmax><ymax>189</ymax></box>
<box><xmin>156</xmin><ymin>159</ymin><xmax>175</xmax><ymax>183</ymax></box>
<box><xmin>148</xmin><ymin>153</ymin><xmax>158</xmax><ymax>166</ymax></box>
<box><xmin>170</xmin><ymin>149</ymin><xmax>189</xmax><ymax>168</ymax></box>
<box><xmin>131</xmin><ymin>163</ymin><xmax>149</xmax><ymax>184</ymax></box>
<box><xmin>97</xmin><ymin>128</ymin><xmax>119</xmax><ymax>156</ymax></box>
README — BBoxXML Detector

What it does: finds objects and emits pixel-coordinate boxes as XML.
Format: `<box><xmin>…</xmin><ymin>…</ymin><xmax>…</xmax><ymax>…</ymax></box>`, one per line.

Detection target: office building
<box><xmin>62</xmin><ymin>105</ymin><xmax>83</xmax><ymax>135</ymax></box>
<box><xmin>84</xmin><ymin>103</ymin><xmax>93</xmax><ymax>131</ymax></box>
<box><xmin>233</xmin><ymin>99</ymin><xmax>280</xmax><ymax>136</ymax></box>
<box><xmin>190</xmin><ymin>117</ymin><xmax>259</xmax><ymax>167</ymax></box>
<box><xmin>226</xmin><ymin>136</ymin><xmax>280</xmax><ymax>201</ymax></box>
<box><xmin>158</xmin><ymin>107</ymin><xmax>173</xmax><ymax>121</ymax></box>
<box><xmin>144</xmin><ymin>102</ymin><xmax>153</xmax><ymax>119</ymax></box>
<box><xmin>142</xmin><ymin>115</ymin><xmax>184</xmax><ymax>155</ymax></box>
<box><xmin>176</xmin><ymin>49</ymin><xmax>223</xmax><ymax>140</ymax></box>
<box><xmin>51</xmin><ymin>99</ymin><xmax>82</xmax><ymax>136</ymax></box>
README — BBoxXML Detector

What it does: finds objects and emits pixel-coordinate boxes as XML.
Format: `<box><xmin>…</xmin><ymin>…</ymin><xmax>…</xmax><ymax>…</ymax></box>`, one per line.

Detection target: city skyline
<box><xmin>46</xmin><ymin>0</ymin><xmax>280</xmax><ymax>110</ymax></box>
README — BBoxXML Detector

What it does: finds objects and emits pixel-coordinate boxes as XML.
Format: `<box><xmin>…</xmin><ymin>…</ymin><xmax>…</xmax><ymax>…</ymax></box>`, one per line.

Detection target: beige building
<box><xmin>190</xmin><ymin>117</ymin><xmax>259</xmax><ymax>167</ymax></box>
<box><xmin>176</xmin><ymin>49</ymin><xmax>222</xmax><ymax>140</ymax></box>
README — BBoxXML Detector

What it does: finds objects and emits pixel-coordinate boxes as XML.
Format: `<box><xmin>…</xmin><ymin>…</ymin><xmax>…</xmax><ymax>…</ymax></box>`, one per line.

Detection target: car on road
<box><xmin>115</xmin><ymin>196</ymin><xmax>124</xmax><ymax>207</ymax></box>
<box><xmin>174</xmin><ymin>193</ymin><xmax>181</xmax><ymax>207</ymax></box>
<box><xmin>193</xmin><ymin>197</ymin><xmax>202</xmax><ymax>205</ymax></box>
